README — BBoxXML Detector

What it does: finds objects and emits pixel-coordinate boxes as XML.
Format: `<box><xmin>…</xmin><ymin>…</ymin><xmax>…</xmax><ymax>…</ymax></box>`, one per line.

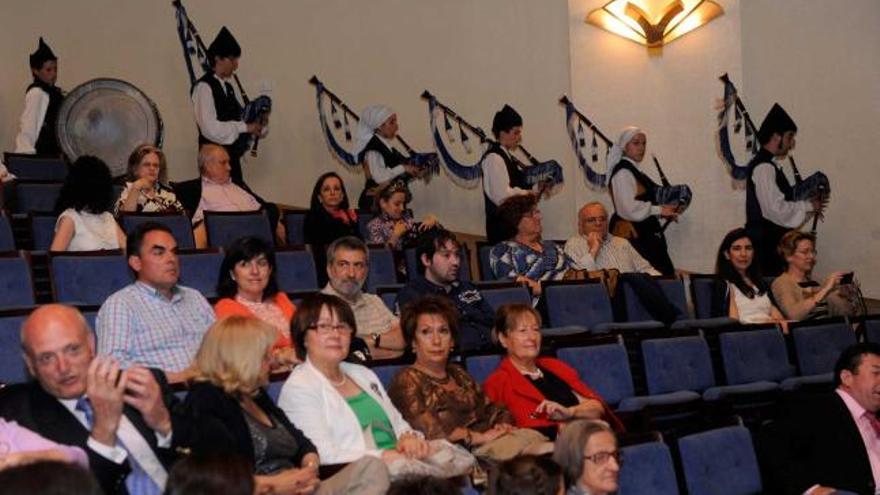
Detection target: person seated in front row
<box><xmin>304</xmin><ymin>171</ymin><xmax>361</xmax><ymax>286</ymax></box>
<box><xmin>553</xmin><ymin>420</ymin><xmax>621</xmax><ymax>495</ymax></box>
<box><xmin>174</xmin><ymin>144</ymin><xmax>283</xmax><ymax>248</ymax></box>
<box><xmin>388</xmin><ymin>296</ymin><xmax>551</xmax><ymax>461</ymax></box>
<box><xmin>0</xmin><ymin>418</ymin><xmax>88</xmax><ymax>469</ymax></box>
<box><xmin>278</xmin><ymin>294</ymin><xmax>474</xmax><ymax>479</ymax></box>
<box><xmin>0</xmin><ymin>304</ymin><xmax>191</xmax><ymax>495</ymax></box>
<box><xmin>214</xmin><ymin>236</ymin><xmax>299</xmax><ymax>367</ymax></box>
<box><xmin>713</xmin><ymin>228</ymin><xmax>786</xmax><ymax>329</ymax></box>
<box><xmin>96</xmin><ymin>222</ymin><xmax>215</xmax><ymax>383</ymax></box>
<box><xmin>396</xmin><ymin>228</ymin><xmax>496</xmax><ymax>352</ymax></box>
<box><xmin>484</xmin><ymin>304</ymin><xmax>623</xmax><ymax>439</ymax></box>
<box><xmin>50</xmin><ymin>155</ymin><xmax>126</xmax><ymax>252</ymax></box>
<box><xmin>564</xmin><ymin>201</ymin><xmax>678</xmax><ymax>325</ymax></box>
<box><xmin>488</xmin><ymin>455</ymin><xmax>565</xmax><ymax>495</ymax></box>
<box><xmin>115</xmin><ymin>144</ymin><xmax>185</xmax><ymax>215</ymax></box>
<box><xmin>321</xmin><ymin>236</ymin><xmax>405</xmax><ymax>360</ymax></box>
<box><xmin>772</xmin><ymin>230</ymin><xmax>859</xmax><ymax>321</ymax></box>
<box><xmin>181</xmin><ymin>316</ymin><xmax>390</xmax><ymax>495</ymax></box>
<box><xmin>490</xmin><ymin>193</ymin><xmax>570</xmax><ymax>297</ymax></box>
<box><xmin>365</xmin><ymin>180</ymin><xmax>438</xmax><ymax>251</ymax></box>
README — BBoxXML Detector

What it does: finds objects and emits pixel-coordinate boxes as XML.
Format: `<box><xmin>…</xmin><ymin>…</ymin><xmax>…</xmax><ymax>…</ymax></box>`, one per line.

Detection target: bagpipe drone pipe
<box><xmin>422</xmin><ymin>90</ymin><xmax>563</xmax><ymax>190</ymax></box>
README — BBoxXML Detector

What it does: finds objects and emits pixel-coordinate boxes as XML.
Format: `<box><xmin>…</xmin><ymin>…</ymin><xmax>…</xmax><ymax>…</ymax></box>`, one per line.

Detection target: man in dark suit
<box><xmin>0</xmin><ymin>304</ymin><xmax>190</xmax><ymax>495</ymax></box>
<box><xmin>761</xmin><ymin>342</ymin><xmax>880</xmax><ymax>495</ymax></box>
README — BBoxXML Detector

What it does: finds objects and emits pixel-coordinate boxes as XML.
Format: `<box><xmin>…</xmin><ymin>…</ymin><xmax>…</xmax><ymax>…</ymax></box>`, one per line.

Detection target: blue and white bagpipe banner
<box><xmin>560</xmin><ymin>96</ymin><xmax>611</xmax><ymax>188</ymax></box>
<box><xmin>424</xmin><ymin>90</ymin><xmax>563</xmax><ymax>190</ymax></box>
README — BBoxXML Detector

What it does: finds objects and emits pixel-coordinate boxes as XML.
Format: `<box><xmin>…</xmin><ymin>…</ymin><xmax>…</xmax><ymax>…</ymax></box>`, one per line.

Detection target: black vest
<box><xmin>482</xmin><ymin>143</ymin><xmax>529</xmax><ymax>244</ymax></box>
<box><xmin>746</xmin><ymin>148</ymin><xmax>794</xmax><ymax>274</ymax></box>
<box><xmin>608</xmin><ymin>159</ymin><xmax>662</xmax><ymax>237</ymax></box>
<box><xmin>27</xmin><ymin>80</ymin><xmax>64</xmax><ymax>156</ymax></box>
<box><xmin>193</xmin><ymin>73</ymin><xmax>247</xmax><ymax>158</ymax></box>
<box><xmin>361</xmin><ymin>135</ymin><xmax>408</xmax><ymax>189</ymax></box>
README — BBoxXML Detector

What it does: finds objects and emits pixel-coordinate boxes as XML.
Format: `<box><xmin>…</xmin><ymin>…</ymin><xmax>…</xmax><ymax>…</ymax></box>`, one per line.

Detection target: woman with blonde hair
<box><xmin>182</xmin><ymin>316</ymin><xmax>390</xmax><ymax>495</ymax></box>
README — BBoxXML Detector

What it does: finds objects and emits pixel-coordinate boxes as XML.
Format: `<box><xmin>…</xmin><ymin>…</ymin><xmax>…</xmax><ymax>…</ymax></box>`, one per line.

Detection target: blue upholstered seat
<box><xmin>275</xmin><ymin>248</ymin><xmax>319</xmax><ymax>293</ymax></box>
<box><xmin>866</xmin><ymin>318</ymin><xmax>880</xmax><ymax>344</ymax></box>
<box><xmin>371</xmin><ymin>363</ymin><xmax>406</xmax><ymax>389</ymax></box>
<box><xmin>177</xmin><ymin>249</ymin><xmax>224</xmax><ymax>298</ymax></box>
<box><xmin>718</xmin><ymin>329</ymin><xmax>795</xmax><ymax>393</ymax></box>
<box><xmin>642</xmin><ymin>335</ymin><xmax>715</xmax><ymax>396</ymax></box>
<box><xmin>3</xmin><ymin>154</ymin><xmax>68</xmax><ymax>181</ymax></box>
<box><xmin>50</xmin><ymin>252</ymin><xmax>131</xmax><ymax>305</ymax></box>
<box><xmin>624</xmin><ymin>278</ymin><xmax>734</xmax><ymax>330</ymax></box>
<box><xmin>0</xmin><ymin>213</ymin><xmax>15</xmax><ymax>252</ymax></box>
<box><xmin>787</xmin><ymin>321</ymin><xmax>857</xmax><ymax>387</ymax></box>
<box><xmin>283</xmin><ymin>210</ymin><xmax>307</xmax><ymax>246</ymax></box>
<box><xmin>204</xmin><ymin>210</ymin><xmax>273</xmax><ymax>249</ymax></box>
<box><xmin>0</xmin><ymin>254</ymin><xmax>36</xmax><ymax>308</ymax></box>
<box><xmin>120</xmin><ymin>212</ymin><xmax>195</xmax><ymax>250</ymax></box>
<box><xmin>477</xmin><ymin>243</ymin><xmax>493</xmax><ymax>281</ymax></box>
<box><xmin>479</xmin><ymin>285</ymin><xmax>531</xmax><ymax>312</ymax></box>
<box><xmin>618</xmin><ymin>437</ymin><xmax>679</xmax><ymax>495</ymax></box>
<box><xmin>465</xmin><ymin>354</ymin><xmax>502</xmax><ymax>385</ymax></box>
<box><xmin>556</xmin><ymin>339</ymin><xmax>634</xmax><ymax>408</ymax></box>
<box><xmin>28</xmin><ymin>213</ymin><xmax>57</xmax><ymax>251</ymax></box>
<box><xmin>689</xmin><ymin>274</ymin><xmax>717</xmax><ymax>319</ymax></box>
<box><xmin>677</xmin><ymin>425</ymin><xmax>763</xmax><ymax>495</ymax></box>
<box><xmin>0</xmin><ymin>311</ymin><xmax>31</xmax><ymax>385</ymax></box>
<box><xmin>544</xmin><ymin>282</ymin><xmax>664</xmax><ymax>333</ymax></box>
<box><xmin>366</xmin><ymin>246</ymin><xmax>397</xmax><ymax>293</ymax></box>
<box><xmin>14</xmin><ymin>181</ymin><xmax>63</xmax><ymax>214</ymax></box>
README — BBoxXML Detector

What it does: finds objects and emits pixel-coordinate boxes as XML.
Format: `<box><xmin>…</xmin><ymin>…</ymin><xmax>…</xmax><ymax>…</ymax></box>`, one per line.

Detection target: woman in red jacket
<box><xmin>483</xmin><ymin>304</ymin><xmax>622</xmax><ymax>437</ymax></box>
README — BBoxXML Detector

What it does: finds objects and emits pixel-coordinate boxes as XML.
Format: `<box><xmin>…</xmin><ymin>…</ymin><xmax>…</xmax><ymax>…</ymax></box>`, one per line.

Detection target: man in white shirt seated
<box><xmin>565</xmin><ymin>201</ymin><xmax>678</xmax><ymax>325</ymax></box>
<box><xmin>174</xmin><ymin>144</ymin><xmax>283</xmax><ymax>247</ymax></box>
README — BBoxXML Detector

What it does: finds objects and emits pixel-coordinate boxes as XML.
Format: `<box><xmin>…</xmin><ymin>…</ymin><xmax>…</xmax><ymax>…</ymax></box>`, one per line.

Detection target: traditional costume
<box><xmin>15</xmin><ymin>38</ymin><xmax>63</xmax><ymax>156</ymax></box>
<box><xmin>745</xmin><ymin>104</ymin><xmax>810</xmax><ymax>276</ymax></box>
<box><xmin>481</xmin><ymin>105</ymin><xmax>532</xmax><ymax>244</ymax></box>
<box><xmin>607</xmin><ymin>127</ymin><xmax>675</xmax><ymax>277</ymax></box>
<box><xmin>353</xmin><ymin>105</ymin><xmax>411</xmax><ymax>211</ymax></box>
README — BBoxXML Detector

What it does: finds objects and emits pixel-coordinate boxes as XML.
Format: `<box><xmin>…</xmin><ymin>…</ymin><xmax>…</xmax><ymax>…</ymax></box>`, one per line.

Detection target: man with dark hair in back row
<box><xmin>396</xmin><ymin>229</ymin><xmax>495</xmax><ymax>352</ymax></box>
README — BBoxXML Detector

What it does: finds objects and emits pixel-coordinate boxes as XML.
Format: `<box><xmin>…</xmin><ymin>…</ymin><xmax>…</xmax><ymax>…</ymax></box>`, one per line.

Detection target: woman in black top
<box><xmin>303</xmin><ymin>172</ymin><xmax>361</xmax><ymax>285</ymax></box>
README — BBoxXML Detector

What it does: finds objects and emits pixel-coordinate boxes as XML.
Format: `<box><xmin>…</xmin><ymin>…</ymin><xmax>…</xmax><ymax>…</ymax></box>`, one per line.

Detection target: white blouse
<box><xmin>56</xmin><ymin>209</ymin><xmax>120</xmax><ymax>251</ymax></box>
<box><xmin>730</xmin><ymin>283</ymin><xmax>773</xmax><ymax>324</ymax></box>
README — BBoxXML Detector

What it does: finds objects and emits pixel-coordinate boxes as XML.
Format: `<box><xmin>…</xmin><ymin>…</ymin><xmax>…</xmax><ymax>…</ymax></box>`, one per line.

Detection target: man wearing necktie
<box><xmin>191</xmin><ymin>26</ymin><xmax>265</xmax><ymax>184</ymax></box>
<box><xmin>0</xmin><ymin>305</ymin><xmax>190</xmax><ymax>494</ymax></box>
<box><xmin>761</xmin><ymin>343</ymin><xmax>880</xmax><ymax>495</ymax></box>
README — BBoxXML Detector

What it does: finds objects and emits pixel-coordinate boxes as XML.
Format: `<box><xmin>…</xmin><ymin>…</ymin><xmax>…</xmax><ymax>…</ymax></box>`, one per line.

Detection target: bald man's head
<box><xmin>197</xmin><ymin>144</ymin><xmax>231</xmax><ymax>183</ymax></box>
<box><xmin>21</xmin><ymin>304</ymin><xmax>94</xmax><ymax>399</ymax></box>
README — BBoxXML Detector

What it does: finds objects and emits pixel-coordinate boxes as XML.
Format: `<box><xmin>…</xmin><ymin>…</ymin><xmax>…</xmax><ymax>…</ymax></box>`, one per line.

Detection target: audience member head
<box><xmin>55</xmin><ymin>155</ymin><xmax>115</xmax><ymax>215</ymax></box>
<box><xmin>757</xmin><ymin>103</ymin><xmax>797</xmax><ymax>157</ymax></box>
<box><xmin>20</xmin><ymin>304</ymin><xmax>94</xmax><ymax>400</ymax></box>
<box><xmin>833</xmin><ymin>343</ymin><xmax>880</xmax><ymax>413</ymax></box>
<box><xmin>164</xmin><ymin>454</ymin><xmax>254</xmax><ymax>495</ymax></box>
<box><xmin>291</xmin><ymin>293</ymin><xmax>357</xmax><ymax>362</ymax></box>
<box><xmin>0</xmin><ymin>461</ymin><xmax>101</xmax><ymax>495</ymax></box>
<box><xmin>193</xmin><ymin>316</ymin><xmax>277</xmax><ymax>398</ymax></box>
<box><xmin>488</xmin><ymin>454</ymin><xmax>564</xmax><ymax>495</ymax></box>
<box><xmin>492</xmin><ymin>104</ymin><xmax>523</xmax><ymax>150</ymax></box>
<box><xmin>198</xmin><ymin>144</ymin><xmax>232</xmax><ymax>183</ymax></box>
<box><xmin>29</xmin><ymin>38</ymin><xmax>58</xmax><ymax>85</ymax></box>
<box><xmin>416</xmin><ymin>228</ymin><xmax>461</xmax><ymax>283</ymax></box>
<box><xmin>494</xmin><ymin>303</ymin><xmax>542</xmax><ymax>366</ymax></box>
<box><xmin>309</xmin><ymin>172</ymin><xmax>351</xmax><ymax>212</ymax></box>
<box><xmin>498</xmin><ymin>193</ymin><xmax>541</xmax><ymax>242</ymax></box>
<box><xmin>217</xmin><ymin>236</ymin><xmax>279</xmax><ymax>301</ymax></box>
<box><xmin>778</xmin><ymin>230</ymin><xmax>817</xmax><ymax>277</ymax></box>
<box><xmin>127</xmin><ymin>222</ymin><xmax>179</xmax><ymax>293</ymax></box>
<box><xmin>373</xmin><ymin>179</ymin><xmax>411</xmax><ymax>217</ymax></box>
<box><xmin>715</xmin><ymin>227</ymin><xmax>767</xmax><ymax>298</ymax></box>
<box><xmin>325</xmin><ymin>236</ymin><xmax>369</xmax><ymax>298</ymax></box>
<box><xmin>126</xmin><ymin>144</ymin><xmax>168</xmax><ymax>185</ymax></box>
<box><xmin>400</xmin><ymin>295</ymin><xmax>459</xmax><ymax>367</ymax></box>
<box><xmin>207</xmin><ymin>26</ymin><xmax>241</xmax><ymax>76</ymax></box>
<box><xmin>387</xmin><ymin>475</ymin><xmax>461</xmax><ymax>495</ymax></box>
<box><xmin>553</xmin><ymin>420</ymin><xmax>620</xmax><ymax>494</ymax></box>
<box><xmin>577</xmin><ymin>202</ymin><xmax>609</xmax><ymax>238</ymax></box>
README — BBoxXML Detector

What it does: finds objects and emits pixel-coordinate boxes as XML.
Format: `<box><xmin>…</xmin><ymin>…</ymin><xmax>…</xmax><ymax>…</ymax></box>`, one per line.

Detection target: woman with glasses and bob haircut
<box><xmin>553</xmin><ymin>420</ymin><xmax>620</xmax><ymax>495</ymax></box>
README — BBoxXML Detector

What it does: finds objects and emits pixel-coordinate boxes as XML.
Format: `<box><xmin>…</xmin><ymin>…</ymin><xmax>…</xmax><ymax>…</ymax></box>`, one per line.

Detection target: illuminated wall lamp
<box><xmin>586</xmin><ymin>0</ymin><xmax>724</xmax><ymax>49</ymax></box>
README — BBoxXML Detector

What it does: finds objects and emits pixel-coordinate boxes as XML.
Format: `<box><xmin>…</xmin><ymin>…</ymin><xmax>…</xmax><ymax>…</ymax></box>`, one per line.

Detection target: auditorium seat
<box><xmin>28</xmin><ymin>213</ymin><xmax>58</xmax><ymax>251</ymax></box>
<box><xmin>555</xmin><ymin>337</ymin><xmax>635</xmax><ymax>409</ymax></box>
<box><xmin>13</xmin><ymin>180</ymin><xmax>63</xmax><ymax>214</ymax></box>
<box><xmin>476</xmin><ymin>241</ymin><xmax>494</xmax><ymax>281</ymax></box>
<box><xmin>0</xmin><ymin>252</ymin><xmax>36</xmax><ymax>308</ymax></box>
<box><xmin>465</xmin><ymin>353</ymin><xmax>502</xmax><ymax>385</ymax></box>
<box><xmin>119</xmin><ymin>212</ymin><xmax>195</xmax><ymax>249</ymax></box>
<box><xmin>718</xmin><ymin>328</ymin><xmax>797</xmax><ymax>392</ymax></box>
<box><xmin>275</xmin><ymin>247</ymin><xmax>319</xmax><ymax>293</ymax></box>
<box><xmin>0</xmin><ymin>308</ymin><xmax>32</xmax><ymax>385</ymax></box>
<box><xmin>617</xmin><ymin>432</ymin><xmax>679</xmax><ymax>495</ymax></box>
<box><xmin>677</xmin><ymin>423</ymin><xmax>763</xmax><ymax>495</ymax></box>
<box><xmin>204</xmin><ymin>210</ymin><xmax>273</xmax><ymax>249</ymax></box>
<box><xmin>788</xmin><ymin>319</ymin><xmax>857</xmax><ymax>387</ymax></box>
<box><xmin>366</xmin><ymin>245</ymin><xmax>397</xmax><ymax>293</ymax></box>
<box><xmin>49</xmin><ymin>251</ymin><xmax>131</xmax><ymax>305</ymax></box>
<box><xmin>376</xmin><ymin>285</ymin><xmax>403</xmax><ymax>312</ymax></box>
<box><xmin>177</xmin><ymin>249</ymin><xmax>224</xmax><ymax>298</ymax></box>
<box><xmin>371</xmin><ymin>363</ymin><xmax>406</xmax><ymax>389</ymax></box>
<box><xmin>623</xmin><ymin>277</ymin><xmax>735</xmax><ymax>330</ymax></box>
<box><xmin>865</xmin><ymin>315</ymin><xmax>880</xmax><ymax>343</ymax></box>
<box><xmin>357</xmin><ymin>212</ymin><xmax>374</xmax><ymax>239</ymax></box>
<box><xmin>689</xmin><ymin>273</ymin><xmax>718</xmax><ymax>319</ymax></box>
<box><xmin>283</xmin><ymin>210</ymin><xmax>307</xmax><ymax>246</ymax></box>
<box><xmin>3</xmin><ymin>153</ymin><xmax>68</xmax><ymax>181</ymax></box>
<box><xmin>543</xmin><ymin>280</ymin><xmax>664</xmax><ymax>334</ymax></box>
<box><xmin>0</xmin><ymin>212</ymin><xmax>15</xmax><ymax>252</ymax></box>
<box><xmin>477</xmin><ymin>282</ymin><xmax>531</xmax><ymax>312</ymax></box>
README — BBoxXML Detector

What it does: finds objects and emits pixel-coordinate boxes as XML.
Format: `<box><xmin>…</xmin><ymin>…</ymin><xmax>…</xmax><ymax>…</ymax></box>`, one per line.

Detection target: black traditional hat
<box><xmin>757</xmin><ymin>103</ymin><xmax>797</xmax><ymax>145</ymax></box>
<box><xmin>492</xmin><ymin>104</ymin><xmax>523</xmax><ymax>136</ymax></box>
<box><xmin>207</xmin><ymin>26</ymin><xmax>241</xmax><ymax>61</ymax></box>
<box><xmin>29</xmin><ymin>37</ymin><xmax>57</xmax><ymax>69</ymax></box>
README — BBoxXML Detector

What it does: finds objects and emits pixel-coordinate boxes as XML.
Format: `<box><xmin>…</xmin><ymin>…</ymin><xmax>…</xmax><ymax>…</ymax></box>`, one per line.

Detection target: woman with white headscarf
<box><xmin>607</xmin><ymin>127</ymin><xmax>678</xmax><ymax>277</ymax></box>
<box><xmin>353</xmin><ymin>105</ymin><xmax>424</xmax><ymax>211</ymax></box>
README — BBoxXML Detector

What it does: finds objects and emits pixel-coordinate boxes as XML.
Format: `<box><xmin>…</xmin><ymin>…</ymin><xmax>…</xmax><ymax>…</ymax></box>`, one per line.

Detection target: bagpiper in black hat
<box><xmin>491</xmin><ymin>104</ymin><xmax>523</xmax><ymax>137</ymax></box>
<box><xmin>29</xmin><ymin>37</ymin><xmax>57</xmax><ymax>70</ymax></box>
<box><xmin>757</xmin><ymin>103</ymin><xmax>797</xmax><ymax>145</ymax></box>
<box><xmin>207</xmin><ymin>26</ymin><xmax>241</xmax><ymax>63</ymax></box>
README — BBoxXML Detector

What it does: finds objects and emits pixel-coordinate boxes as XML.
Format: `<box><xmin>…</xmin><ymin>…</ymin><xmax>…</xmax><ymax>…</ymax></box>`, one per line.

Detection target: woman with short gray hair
<box><xmin>553</xmin><ymin>420</ymin><xmax>620</xmax><ymax>495</ymax></box>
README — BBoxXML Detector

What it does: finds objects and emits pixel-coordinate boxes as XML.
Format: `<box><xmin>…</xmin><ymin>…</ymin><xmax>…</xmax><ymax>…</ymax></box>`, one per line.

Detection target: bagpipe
<box><xmin>717</xmin><ymin>74</ymin><xmax>830</xmax><ymax>231</ymax></box>
<box><xmin>172</xmin><ymin>0</ymin><xmax>271</xmax><ymax>157</ymax></box>
<box><xmin>423</xmin><ymin>90</ymin><xmax>563</xmax><ymax>190</ymax></box>
<box><xmin>560</xmin><ymin>96</ymin><xmax>692</xmax><ymax>228</ymax></box>
<box><xmin>309</xmin><ymin>76</ymin><xmax>439</xmax><ymax>179</ymax></box>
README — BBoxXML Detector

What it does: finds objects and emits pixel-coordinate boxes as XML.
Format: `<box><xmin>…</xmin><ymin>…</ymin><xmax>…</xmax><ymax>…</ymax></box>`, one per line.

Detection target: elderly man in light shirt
<box><xmin>174</xmin><ymin>144</ymin><xmax>283</xmax><ymax>247</ymax></box>
<box><xmin>565</xmin><ymin>201</ymin><xmax>660</xmax><ymax>275</ymax></box>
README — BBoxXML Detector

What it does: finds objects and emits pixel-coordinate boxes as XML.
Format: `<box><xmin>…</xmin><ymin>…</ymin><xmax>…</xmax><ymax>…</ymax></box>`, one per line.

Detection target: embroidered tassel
<box><xmin>591</xmin><ymin>132</ymin><xmax>599</xmax><ymax>163</ymax></box>
<box><xmin>343</xmin><ymin>113</ymin><xmax>351</xmax><ymax>142</ymax></box>
<box><xmin>444</xmin><ymin>113</ymin><xmax>455</xmax><ymax>142</ymax></box>
<box><xmin>331</xmin><ymin>101</ymin><xmax>342</xmax><ymax>129</ymax></box>
<box><xmin>744</xmin><ymin>124</ymin><xmax>753</xmax><ymax>152</ymax></box>
<box><xmin>577</xmin><ymin>122</ymin><xmax>586</xmax><ymax>147</ymax></box>
<box><xmin>460</xmin><ymin>122</ymin><xmax>472</xmax><ymax>154</ymax></box>
<box><xmin>734</xmin><ymin>106</ymin><xmax>742</xmax><ymax>133</ymax></box>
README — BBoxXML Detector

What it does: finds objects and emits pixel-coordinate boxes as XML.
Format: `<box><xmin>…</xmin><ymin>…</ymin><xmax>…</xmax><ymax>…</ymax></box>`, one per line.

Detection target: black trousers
<box><xmin>614</xmin><ymin>273</ymin><xmax>679</xmax><ymax>325</ymax></box>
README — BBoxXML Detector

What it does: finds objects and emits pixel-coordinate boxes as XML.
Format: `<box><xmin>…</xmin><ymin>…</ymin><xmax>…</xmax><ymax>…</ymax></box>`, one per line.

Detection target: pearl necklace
<box><xmin>329</xmin><ymin>374</ymin><xmax>347</xmax><ymax>387</ymax></box>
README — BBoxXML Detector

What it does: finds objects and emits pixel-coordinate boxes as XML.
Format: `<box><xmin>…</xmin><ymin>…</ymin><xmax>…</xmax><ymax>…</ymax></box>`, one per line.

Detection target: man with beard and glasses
<box><xmin>320</xmin><ymin>236</ymin><xmax>405</xmax><ymax>359</ymax></box>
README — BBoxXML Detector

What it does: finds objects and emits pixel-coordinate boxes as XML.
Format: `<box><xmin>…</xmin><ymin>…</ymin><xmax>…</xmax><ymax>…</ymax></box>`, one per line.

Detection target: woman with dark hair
<box><xmin>772</xmin><ymin>230</ymin><xmax>858</xmax><ymax>321</ymax></box>
<box><xmin>713</xmin><ymin>228</ymin><xmax>786</xmax><ymax>326</ymax></box>
<box><xmin>489</xmin><ymin>193</ymin><xmax>570</xmax><ymax>296</ymax></box>
<box><xmin>488</xmin><ymin>455</ymin><xmax>564</xmax><ymax>495</ymax></box>
<box><xmin>303</xmin><ymin>172</ymin><xmax>360</xmax><ymax>284</ymax></box>
<box><xmin>215</xmin><ymin>236</ymin><xmax>298</xmax><ymax>366</ymax></box>
<box><xmin>50</xmin><ymin>155</ymin><xmax>126</xmax><ymax>251</ymax></box>
<box><xmin>484</xmin><ymin>304</ymin><xmax>622</xmax><ymax>439</ymax></box>
<box><xmin>115</xmin><ymin>144</ymin><xmax>184</xmax><ymax>215</ymax></box>
<box><xmin>164</xmin><ymin>455</ymin><xmax>254</xmax><ymax>495</ymax></box>
<box><xmin>553</xmin><ymin>420</ymin><xmax>620</xmax><ymax>495</ymax></box>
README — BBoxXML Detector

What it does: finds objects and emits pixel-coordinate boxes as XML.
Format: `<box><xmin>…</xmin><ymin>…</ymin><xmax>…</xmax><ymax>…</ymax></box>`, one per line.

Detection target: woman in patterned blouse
<box><xmin>115</xmin><ymin>144</ymin><xmax>185</xmax><ymax>215</ymax></box>
<box><xmin>365</xmin><ymin>180</ymin><xmax>437</xmax><ymax>250</ymax></box>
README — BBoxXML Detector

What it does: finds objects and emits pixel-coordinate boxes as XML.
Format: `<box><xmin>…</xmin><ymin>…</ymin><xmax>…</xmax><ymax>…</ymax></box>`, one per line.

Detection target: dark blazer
<box><xmin>180</xmin><ymin>381</ymin><xmax>317</xmax><ymax>468</ymax></box>
<box><xmin>759</xmin><ymin>392</ymin><xmax>876</xmax><ymax>495</ymax></box>
<box><xmin>173</xmin><ymin>177</ymin><xmax>280</xmax><ymax>228</ymax></box>
<box><xmin>0</xmin><ymin>374</ymin><xmax>189</xmax><ymax>495</ymax></box>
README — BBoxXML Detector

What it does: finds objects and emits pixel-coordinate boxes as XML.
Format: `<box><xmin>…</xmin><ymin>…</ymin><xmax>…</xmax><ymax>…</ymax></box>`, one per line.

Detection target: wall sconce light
<box><xmin>586</xmin><ymin>0</ymin><xmax>724</xmax><ymax>48</ymax></box>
